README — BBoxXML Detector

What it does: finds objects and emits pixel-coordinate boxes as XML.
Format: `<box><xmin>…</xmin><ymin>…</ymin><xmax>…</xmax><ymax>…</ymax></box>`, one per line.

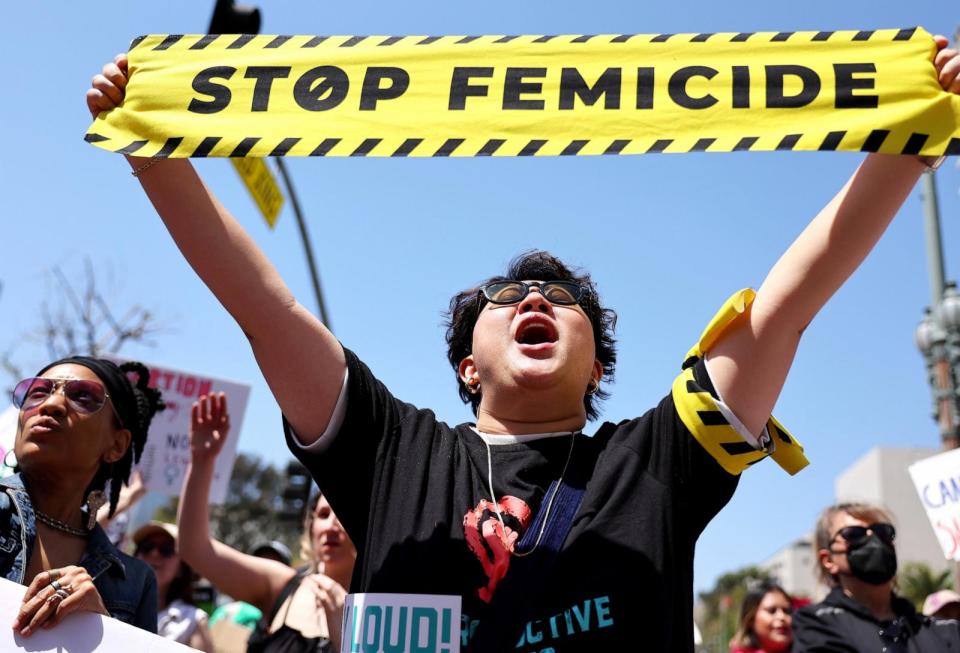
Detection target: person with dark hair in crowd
<box><xmin>730</xmin><ymin>582</ymin><xmax>794</xmax><ymax>653</ymax></box>
<box><xmin>133</xmin><ymin>521</ymin><xmax>214</xmax><ymax>651</ymax></box>
<box><xmin>793</xmin><ymin>502</ymin><xmax>960</xmax><ymax>652</ymax></box>
<box><xmin>4</xmin><ymin>357</ymin><xmax>163</xmax><ymax>636</ymax></box>
<box><xmin>87</xmin><ymin>40</ymin><xmax>960</xmax><ymax>652</ymax></box>
<box><xmin>177</xmin><ymin>393</ymin><xmax>354</xmax><ymax>653</ymax></box>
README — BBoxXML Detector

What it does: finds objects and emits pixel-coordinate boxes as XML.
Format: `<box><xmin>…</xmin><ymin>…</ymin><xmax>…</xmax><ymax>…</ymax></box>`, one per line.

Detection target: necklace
<box><xmin>34</xmin><ymin>510</ymin><xmax>89</xmax><ymax>538</ymax></box>
<box><xmin>484</xmin><ymin>431</ymin><xmax>577</xmax><ymax>558</ymax></box>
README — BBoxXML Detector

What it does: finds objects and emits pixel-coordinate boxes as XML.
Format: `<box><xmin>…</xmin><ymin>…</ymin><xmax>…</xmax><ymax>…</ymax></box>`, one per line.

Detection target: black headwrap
<box><xmin>35</xmin><ymin>356</ymin><xmax>164</xmax><ymax>517</ymax></box>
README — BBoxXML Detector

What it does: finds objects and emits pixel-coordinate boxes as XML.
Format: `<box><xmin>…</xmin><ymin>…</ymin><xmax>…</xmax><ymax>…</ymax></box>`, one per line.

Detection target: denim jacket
<box><xmin>0</xmin><ymin>474</ymin><xmax>157</xmax><ymax>633</ymax></box>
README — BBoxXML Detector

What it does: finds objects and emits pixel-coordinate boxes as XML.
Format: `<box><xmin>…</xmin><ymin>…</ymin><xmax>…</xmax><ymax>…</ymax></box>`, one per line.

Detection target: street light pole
<box><xmin>915</xmin><ymin>171</ymin><xmax>960</xmax><ymax>450</ymax></box>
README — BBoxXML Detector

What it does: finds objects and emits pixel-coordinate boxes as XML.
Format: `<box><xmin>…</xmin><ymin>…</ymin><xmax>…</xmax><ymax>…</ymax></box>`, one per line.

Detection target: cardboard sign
<box><xmin>0</xmin><ymin>577</ymin><xmax>192</xmax><ymax>651</ymax></box>
<box><xmin>109</xmin><ymin>357</ymin><xmax>251</xmax><ymax>505</ymax></box>
<box><xmin>908</xmin><ymin>447</ymin><xmax>960</xmax><ymax>560</ymax></box>
<box><xmin>341</xmin><ymin>593</ymin><xmax>461</xmax><ymax>653</ymax></box>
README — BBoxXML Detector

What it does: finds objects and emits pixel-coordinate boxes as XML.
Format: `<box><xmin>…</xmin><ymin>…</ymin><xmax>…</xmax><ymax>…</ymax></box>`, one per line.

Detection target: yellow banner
<box><xmin>85</xmin><ymin>28</ymin><xmax>960</xmax><ymax>158</ymax></box>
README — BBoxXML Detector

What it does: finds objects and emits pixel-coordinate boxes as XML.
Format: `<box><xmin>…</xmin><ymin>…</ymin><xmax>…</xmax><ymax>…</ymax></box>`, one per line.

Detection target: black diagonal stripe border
<box><xmin>227</xmin><ymin>34</ymin><xmax>256</xmax><ymax>49</ymax></box>
<box><xmin>341</xmin><ymin>36</ymin><xmax>368</xmax><ymax>47</ymax></box>
<box><xmin>351</xmin><ymin>138</ymin><xmax>381</xmax><ymax>156</ymax></box>
<box><xmin>894</xmin><ymin>27</ymin><xmax>917</xmax><ymax>41</ymax></box>
<box><xmin>731</xmin><ymin>32</ymin><xmax>754</xmax><ymax>42</ymax></box>
<box><xmin>519</xmin><ymin>139</ymin><xmax>547</xmax><ymax>156</ymax></box>
<box><xmin>270</xmin><ymin>138</ymin><xmax>301</xmax><ymax>156</ymax></box>
<box><xmin>116</xmin><ymin>140</ymin><xmax>148</xmax><ymax>155</ymax></box>
<box><xmin>190</xmin><ymin>34</ymin><xmax>220</xmax><ymax>50</ymax></box>
<box><xmin>861</xmin><ymin>129</ymin><xmax>890</xmax><ymax>152</ymax></box>
<box><xmin>433</xmin><ymin>139</ymin><xmax>464</xmax><ymax>156</ymax></box>
<box><xmin>230</xmin><ymin>137</ymin><xmax>260</xmax><ymax>157</ymax></box>
<box><xmin>720</xmin><ymin>441</ymin><xmax>760</xmax><ymax>456</ymax></box>
<box><xmin>192</xmin><ymin>136</ymin><xmax>222</xmax><ymax>157</ymax></box>
<box><xmin>265</xmin><ymin>35</ymin><xmax>292</xmax><ymax>49</ymax></box>
<box><xmin>901</xmin><ymin>133</ymin><xmax>929</xmax><ymax>155</ymax></box>
<box><xmin>698</xmin><ymin>410</ymin><xmax>729</xmax><ymax>426</ymax></box>
<box><xmin>477</xmin><ymin>139</ymin><xmax>506</xmax><ymax>156</ymax></box>
<box><xmin>734</xmin><ymin>137</ymin><xmax>758</xmax><ymax>151</ymax></box>
<box><xmin>691</xmin><ymin>138</ymin><xmax>715</xmax><ymax>152</ymax></box>
<box><xmin>155</xmin><ymin>137</ymin><xmax>184</xmax><ymax>158</ymax></box>
<box><xmin>777</xmin><ymin>134</ymin><xmax>802</xmax><ymax>151</ymax></box>
<box><xmin>302</xmin><ymin>36</ymin><xmax>329</xmax><ymax>48</ymax></box>
<box><xmin>812</xmin><ymin>31</ymin><xmax>833</xmax><ymax>42</ymax></box>
<box><xmin>379</xmin><ymin>36</ymin><xmax>404</xmax><ymax>46</ymax></box>
<box><xmin>154</xmin><ymin>35</ymin><xmax>184</xmax><ymax>50</ymax></box>
<box><xmin>418</xmin><ymin>36</ymin><xmax>442</xmax><ymax>45</ymax></box>
<box><xmin>84</xmin><ymin>133</ymin><xmax>109</xmax><ymax>143</ymax></box>
<box><xmin>310</xmin><ymin>138</ymin><xmax>341</xmax><ymax>156</ymax></box>
<box><xmin>392</xmin><ymin>138</ymin><xmax>423</xmax><ymax>157</ymax></box>
<box><xmin>648</xmin><ymin>139</ymin><xmax>672</xmax><ymax>153</ymax></box>
<box><xmin>819</xmin><ymin>131</ymin><xmax>846</xmax><ymax>151</ymax></box>
<box><xmin>561</xmin><ymin>140</ymin><xmax>589</xmax><ymax>156</ymax></box>
<box><xmin>691</xmin><ymin>33</ymin><xmax>714</xmax><ymax>42</ymax></box>
<box><xmin>853</xmin><ymin>30</ymin><xmax>874</xmax><ymax>41</ymax></box>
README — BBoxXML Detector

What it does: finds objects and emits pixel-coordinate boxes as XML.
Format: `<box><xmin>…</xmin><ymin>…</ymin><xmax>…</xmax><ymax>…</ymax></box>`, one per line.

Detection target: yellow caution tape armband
<box><xmin>671</xmin><ymin>289</ymin><xmax>809</xmax><ymax>476</ymax></box>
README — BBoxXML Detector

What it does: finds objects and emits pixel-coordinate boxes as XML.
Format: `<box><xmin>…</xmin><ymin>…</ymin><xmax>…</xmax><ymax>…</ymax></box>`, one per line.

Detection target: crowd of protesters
<box><xmin>1</xmin><ymin>19</ymin><xmax>960</xmax><ymax>653</ymax></box>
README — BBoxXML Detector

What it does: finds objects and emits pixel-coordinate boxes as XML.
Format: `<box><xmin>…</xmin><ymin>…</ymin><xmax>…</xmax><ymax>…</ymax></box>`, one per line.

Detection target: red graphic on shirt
<box><xmin>463</xmin><ymin>496</ymin><xmax>532</xmax><ymax>603</ymax></box>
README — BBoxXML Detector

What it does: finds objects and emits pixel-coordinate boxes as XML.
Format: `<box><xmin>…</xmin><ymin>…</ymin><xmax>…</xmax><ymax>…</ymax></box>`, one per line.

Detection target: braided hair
<box><xmin>101</xmin><ymin>362</ymin><xmax>164</xmax><ymax>517</ymax></box>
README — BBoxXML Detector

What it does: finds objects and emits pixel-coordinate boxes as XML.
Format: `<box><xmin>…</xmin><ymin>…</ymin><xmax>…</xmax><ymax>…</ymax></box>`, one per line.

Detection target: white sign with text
<box><xmin>909</xmin><ymin>447</ymin><xmax>960</xmax><ymax>560</ymax></box>
<box><xmin>109</xmin><ymin>357</ymin><xmax>250</xmax><ymax>505</ymax></box>
<box><xmin>341</xmin><ymin>593</ymin><xmax>461</xmax><ymax>653</ymax></box>
<box><xmin>0</xmin><ymin>577</ymin><xmax>192</xmax><ymax>651</ymax></box>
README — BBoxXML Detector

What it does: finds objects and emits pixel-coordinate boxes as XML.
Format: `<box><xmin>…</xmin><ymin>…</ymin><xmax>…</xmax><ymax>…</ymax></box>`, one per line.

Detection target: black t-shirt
<box><xmin>285</xmin><ymin>348</ymin><xmax>740</xmax><ymax>652</ymax></box>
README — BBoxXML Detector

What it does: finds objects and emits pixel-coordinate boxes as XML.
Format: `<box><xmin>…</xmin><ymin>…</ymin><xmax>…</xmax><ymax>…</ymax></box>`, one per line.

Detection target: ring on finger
<box><xmin>50</xmin><ymin>580</ymin><xmax>62</xmax><ymax>592</ymax></box>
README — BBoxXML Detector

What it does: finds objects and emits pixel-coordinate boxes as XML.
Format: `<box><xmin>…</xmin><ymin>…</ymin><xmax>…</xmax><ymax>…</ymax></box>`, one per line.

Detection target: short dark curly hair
<box><xmin>445</xmin><ymin>251</ymin><xmax>617</xmax><ymax>420</ymax></box>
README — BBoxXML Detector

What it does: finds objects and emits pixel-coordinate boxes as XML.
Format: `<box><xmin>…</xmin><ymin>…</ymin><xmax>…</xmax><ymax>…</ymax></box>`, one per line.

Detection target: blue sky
<box><xmin>2</xmin><ymin>2</ymin><xmax>959</xmax><ymax>595</ymax></box>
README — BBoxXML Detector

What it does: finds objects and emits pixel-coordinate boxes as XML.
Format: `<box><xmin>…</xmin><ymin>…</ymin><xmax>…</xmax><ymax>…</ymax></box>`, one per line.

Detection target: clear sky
<box><xmin>2</xmin><ymin>1</ymin><xmax>959</xmax><ymax>596</ymax></box>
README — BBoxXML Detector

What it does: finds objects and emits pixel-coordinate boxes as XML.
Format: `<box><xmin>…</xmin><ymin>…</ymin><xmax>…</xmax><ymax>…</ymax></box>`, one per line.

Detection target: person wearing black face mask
<box><xmin>793</xmin><ymin>502</ymin><xmax>960</xmax><ymax>652</ymax></box>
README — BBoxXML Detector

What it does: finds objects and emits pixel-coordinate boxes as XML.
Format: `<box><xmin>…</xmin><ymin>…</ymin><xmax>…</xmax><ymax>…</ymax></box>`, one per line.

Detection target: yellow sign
<box><xmin>85</xmin><ymin>28</ymin><xmax>960</xmax><ymax>158</ymax></box>
<box><xmin>230</xmin><ymin>157</ymin><xmax>284</xmax><ymax>227</ymax></box>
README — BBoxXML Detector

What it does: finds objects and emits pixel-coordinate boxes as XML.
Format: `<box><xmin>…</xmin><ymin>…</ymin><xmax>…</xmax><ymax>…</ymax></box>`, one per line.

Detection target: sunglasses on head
<box><xmin>478</xmin><ymin>281</ymin><xmax>589</xmax><ymax>308</ymax></box>
<box><xmin>135</xmin><ymin>541</ymin><xmax>177</xmax><ymax>558</ymax></box>
<box><xmin>832</xmin><ymin>522</ymin><xmax>896</xmax><ymax>547</ymax></box>
<box><xmin>12</xmin><ymin>377</ymin><xmax>116</xmax><ymax>418</ymax></box>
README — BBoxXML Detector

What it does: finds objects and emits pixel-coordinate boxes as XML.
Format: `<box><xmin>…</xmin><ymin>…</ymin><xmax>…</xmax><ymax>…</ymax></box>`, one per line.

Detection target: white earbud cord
<box><xmin>484</xmin><ymin>432</ymin><xmax>577</xmax><ymax>558</ymax></box>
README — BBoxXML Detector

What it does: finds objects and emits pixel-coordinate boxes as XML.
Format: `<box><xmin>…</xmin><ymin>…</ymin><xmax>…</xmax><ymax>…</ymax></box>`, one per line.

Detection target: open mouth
<box><xmin>514</xmin><ymin>318</ymin><xmax>558</xmax><ymax>346</ymax></box>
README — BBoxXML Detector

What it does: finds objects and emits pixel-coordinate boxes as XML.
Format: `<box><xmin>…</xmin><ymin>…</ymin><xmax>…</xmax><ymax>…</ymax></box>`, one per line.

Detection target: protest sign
<box><xmin>85</xmin><ymin>27</ymin><xmax>960</xmax><ymax>158</ymax></box>
<box><xmin>110</xmin><ymin>357</ymin><xmax>250</xmax><ymax>504</ymax></box>
<box><xmin>908</xmin><ymin>447</ymin><xmax>960</xmax><ymax>560</ymax></box>
<box><xmin>341</xmin><ymin>593</ymin><xmax>461</xmax><ymax>653</ymax></box>
<box><xmin>0</xmin><ymin>577</ymin><xmax>192</xmax><ymax>652</ymax></box>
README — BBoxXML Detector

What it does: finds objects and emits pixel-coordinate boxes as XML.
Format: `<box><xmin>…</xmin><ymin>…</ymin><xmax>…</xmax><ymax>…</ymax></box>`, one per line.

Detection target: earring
<box><xmin>465</xmin><ymin>377</ymin><xmax>481</xmax><ymax>395</ymax></box>
<box><xmin>85</xmin><ymin>490</ymin><xmax>107</xmax><ymax>530</ymax></box>
<box><xmin>586</xmin><ymin>379</ymin><xmax>600</xmax><ymax>396</ymax></box>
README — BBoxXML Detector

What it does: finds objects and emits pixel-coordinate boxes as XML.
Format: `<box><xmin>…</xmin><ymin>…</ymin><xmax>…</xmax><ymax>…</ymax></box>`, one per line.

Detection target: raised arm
<box><xmin>176</xmin><ymin>394</ymin><xmax>297</xmax><ymax>614</ymax></box>
<box><xmin>708</xmin><ymin>36</ymin><xmax>960</xmax><ymax>437</ymax></box>
<box><xmin>87</xmin><ymin>55</ymin><xmax>343</xmax><ymax>442</ymax></box>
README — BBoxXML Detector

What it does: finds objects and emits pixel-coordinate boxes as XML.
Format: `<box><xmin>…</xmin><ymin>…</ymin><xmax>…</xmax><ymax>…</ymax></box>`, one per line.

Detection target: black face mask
<box><xmin>845</xmin><ymin>533</ymin><xmax>898</xmax><ymax>585</ymax></box>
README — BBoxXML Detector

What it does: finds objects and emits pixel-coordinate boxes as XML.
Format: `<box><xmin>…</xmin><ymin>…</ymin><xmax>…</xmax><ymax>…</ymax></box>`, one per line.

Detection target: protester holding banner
<box><xmin>133</xmin><ymin>521</ymin><xmax>215</xmax><ymax>651</ymax></box>
<box><xmin>4</xmin><ymin>357</ymin><xmax>164</xmax><ymax>635</ymax></box>
<box><xmin>176</xmin><ymin>393</ymin><xmax>353</xmax><ymax>653</ymax></box>
<box><xmin>87</xmin><ymin>37</ymin><xmax>960</xmax><ymax>652</ymax></box>
<box><xmin>793</xmin><ymin>502</ymin><xmax>960</xmax><ymax>651</ymax></box>
<box><xmin>730</xmin><ymin>582</ymin><xmax>794</xmax><ymax>653</ymax></box>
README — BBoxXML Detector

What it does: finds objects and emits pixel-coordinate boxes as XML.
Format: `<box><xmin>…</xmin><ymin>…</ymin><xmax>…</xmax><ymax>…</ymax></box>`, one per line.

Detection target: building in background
<box><xmin>761</xmin><ymin>536</ymin><xmax>817</xmax><ymax>599</ymax></box>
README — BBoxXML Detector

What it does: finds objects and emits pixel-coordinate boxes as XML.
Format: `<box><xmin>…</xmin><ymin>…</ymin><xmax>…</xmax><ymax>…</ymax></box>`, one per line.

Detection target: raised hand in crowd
<box><xmin>189</xmin><ymin>392</ymin><xmax>230</xmax><ymax>466</ymax></box>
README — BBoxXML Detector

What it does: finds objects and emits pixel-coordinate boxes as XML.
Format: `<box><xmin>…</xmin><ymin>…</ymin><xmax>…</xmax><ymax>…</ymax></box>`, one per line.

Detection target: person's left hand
<box><xmin>306</xmin><ymin>573</ymin><xmax>347</xmax><ymax>652</ymax></box>
<box><xmin>12</xmin><ymin>567</ymin><xmax>109</xmax><ymax>636</ymax></box>
<box><xmin>933</xmin><ymin>35</ymin><xmax>960</xmax><ymax>93</ymax></box>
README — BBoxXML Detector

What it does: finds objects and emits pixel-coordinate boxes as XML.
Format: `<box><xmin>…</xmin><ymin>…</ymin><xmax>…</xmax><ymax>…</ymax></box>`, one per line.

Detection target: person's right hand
<box><xmin>189</xmin><ymin>393</ymin><xmax>230</xmax><ymax>465</ymax></box>
<box><xmin>86</xmin><ymin>54</ymin><xmax>128</xmax><ymax>120</ymax></box>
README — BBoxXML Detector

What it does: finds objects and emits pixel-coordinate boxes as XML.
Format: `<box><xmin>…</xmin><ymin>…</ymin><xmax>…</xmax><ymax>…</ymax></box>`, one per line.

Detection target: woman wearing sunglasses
<box><xmin>793</xmin><ymin>502</ymin><xmax>960</xmax><ymax>651</ymax></box>
<box><xmin>3</xmin><ymin>357</ymin><xmax>164</xmax><ymax>637</ymax></box>
<box><xmin>132</xmin><ymin>522</ymin><xmax>214</xmax><ymax>652</ymax></box>
<box><xmin>85</xmin><ymin>40</ymin><xmax>960</xmax><ymax>652</ymax></box>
